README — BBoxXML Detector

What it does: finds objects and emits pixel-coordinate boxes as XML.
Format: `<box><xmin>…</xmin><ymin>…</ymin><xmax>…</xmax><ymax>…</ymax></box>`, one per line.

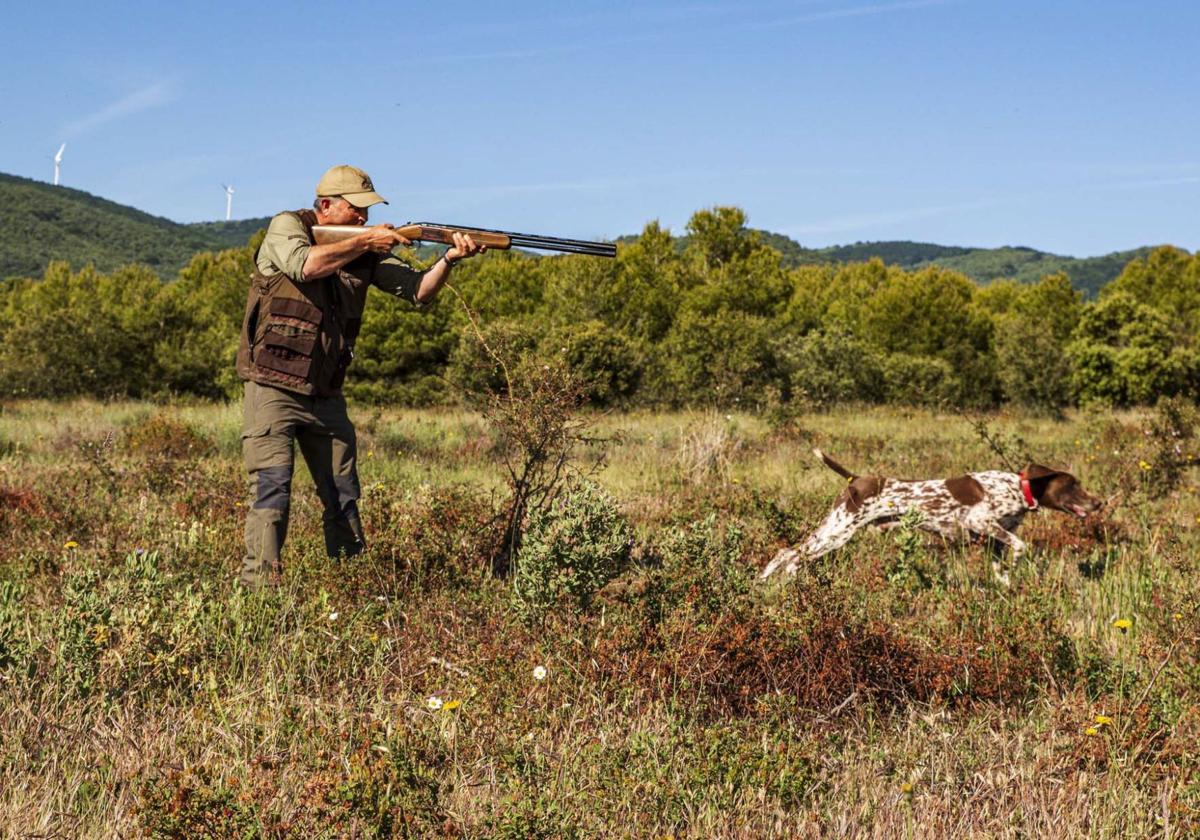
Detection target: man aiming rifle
<box><xmin>234</xmin><ymin>164</ymin><xmax>483</xmax><ymax>590</ymax></box>
<box><xmin>235</xmin><ymin>164</ymin><xmax>613</xmax><ymax>590</ymax></box>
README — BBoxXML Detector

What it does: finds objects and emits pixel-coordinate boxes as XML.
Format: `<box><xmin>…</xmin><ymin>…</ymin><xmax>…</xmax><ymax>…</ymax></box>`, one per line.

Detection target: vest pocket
<box><xmin>255</xmin><ymin>297</ymin><xmax>323</xmax><ymax>378</ymax></box>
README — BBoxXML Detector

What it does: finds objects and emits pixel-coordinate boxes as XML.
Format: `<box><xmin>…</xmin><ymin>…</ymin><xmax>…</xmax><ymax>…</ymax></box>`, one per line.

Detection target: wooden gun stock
<box><xmin>312</xmin><ymin>222</ymin><xmax>616</xmax><ymax>258</ymax></box>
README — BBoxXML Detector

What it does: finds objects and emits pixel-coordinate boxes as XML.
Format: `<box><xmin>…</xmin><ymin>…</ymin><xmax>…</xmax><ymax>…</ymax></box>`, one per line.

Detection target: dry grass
<box><xmin>0</xmin><ymin>399</ymin><xmax>1197</xmax><ymax>837</ymax></box>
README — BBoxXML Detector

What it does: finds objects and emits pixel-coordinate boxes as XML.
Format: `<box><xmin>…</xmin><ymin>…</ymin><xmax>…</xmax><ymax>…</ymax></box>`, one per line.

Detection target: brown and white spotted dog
<box><xmin>761</xmin><ymin>449</ymin><xmax>1103</xmax><ymax>585</ymax></box>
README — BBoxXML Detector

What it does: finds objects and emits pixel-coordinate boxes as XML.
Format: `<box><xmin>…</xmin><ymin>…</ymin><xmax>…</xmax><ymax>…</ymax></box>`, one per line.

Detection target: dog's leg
<box><xmin>761</xmin><ymin>504</ymin><xmax>869</xmax><ymax>579</ymax></box>
<box><xmin>761</xmin><ymin>547</ymin><xmax>800</xmax><ymax>579</ymax></box>
<box><xmin>974</xmin><ymin>523</ymin><xmax>1027</xmax><ymax>587</ymax></box>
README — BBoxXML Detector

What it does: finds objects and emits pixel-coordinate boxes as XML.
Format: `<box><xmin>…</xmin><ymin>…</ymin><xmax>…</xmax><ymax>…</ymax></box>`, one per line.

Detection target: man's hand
<box><xmin>444</xmin><ymin>231</ymin><xmax>486</xmax><ymax>263</ymax></box>
<box><xmin>360</xmin><ymin>224</ymin><xmax>413</xmax><ymax>255</ymax></box>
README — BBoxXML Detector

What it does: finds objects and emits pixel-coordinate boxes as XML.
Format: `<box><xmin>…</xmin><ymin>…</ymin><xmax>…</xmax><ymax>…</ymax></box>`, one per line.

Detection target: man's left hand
<box><xmin>445</xmin><ymin>231</ymin><xmax>486</xmax><ymax>264</ymax></box>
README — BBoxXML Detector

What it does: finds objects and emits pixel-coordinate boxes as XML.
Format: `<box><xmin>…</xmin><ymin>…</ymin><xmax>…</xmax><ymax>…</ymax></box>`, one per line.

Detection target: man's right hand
<box><xmin>360</xmin><ymin>224</ymin><xmax>412</xmax><ymax>254</ymax></box>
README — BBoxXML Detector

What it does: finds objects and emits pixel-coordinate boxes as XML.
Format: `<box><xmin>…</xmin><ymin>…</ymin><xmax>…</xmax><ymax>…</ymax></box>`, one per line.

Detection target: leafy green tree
<box><xmin>990</xmin><ymin>273</ymin><xmax>1082</xmax><ymax>412</ymax></box>
<box><xmin>684</xmin><ymin>206</ymin><xmax>761</xmax><ymax>271</ymax></box>
<box><xmin>1066</xmin><ymin>291</ymin><xmax>1197</xmax><ymax>405</ymax></box>
<box><xmin>349</xmin><ymin>292</ymin><xmax>457</xmax><ymax>406</ymax></box>
<box><xmin>856</xmin><ymin>266</ymin><xmax>998</xmax><ymax>406</ymax></box>
<box><xmin>1104</xmin><ymin>246</ymin><xmax>1200</xmax><ymax>340</ymax></box>
<box><xmin>587</xmin><ymin>222</ymin><xmax>683</xmax><ymax>342</ymax></box>
<box><xmin>777</xmin><ymin>326</ymin><xmax>885</xmax><ymax>406</ymax></box>
<box><xmin>156</xmin><ymin>246</ymin><xmax>257</xmax><ymax>398</ymax></box>
<box><xmin>542</xmin><ymin>321</ymin><xmax>643</xmax><ymax>407</ymax></box>
<box><xmin>659</xmin><ymin>309</ymin><xmax>778</xmax><ymax>407</ymax></box>
<box><xmin>0</xmin><ymin>262</ymin><xmax>168</xmax><ymax>398</ymax></box>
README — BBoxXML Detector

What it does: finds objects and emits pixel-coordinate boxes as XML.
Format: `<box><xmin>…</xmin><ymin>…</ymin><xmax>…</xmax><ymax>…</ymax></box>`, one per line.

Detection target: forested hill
<box><xmin>1</xmin><ymin>171</ymin><xmax>1154</xmax><ymax>294</ymax></box>
<box><xmin>753</xmin><ymin>232</ymin><xmax>1152</xmax><ymax>297</ymax></box>
<box><xmin>0</xmin><ymin>173</ymin><xmax>269</xmax><ymax>279</ymax></box>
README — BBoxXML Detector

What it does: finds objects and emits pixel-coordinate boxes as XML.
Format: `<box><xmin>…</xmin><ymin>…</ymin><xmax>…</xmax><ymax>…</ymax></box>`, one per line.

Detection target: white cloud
<box><xmin>746</xmin><ymin>0</ymin><xmax>954</xmax><ymax>29</ymax></box>
<box><xmin>62</xmin><ymin>81</ymin><xmax>176</xmax><ymax>138</ymax></box>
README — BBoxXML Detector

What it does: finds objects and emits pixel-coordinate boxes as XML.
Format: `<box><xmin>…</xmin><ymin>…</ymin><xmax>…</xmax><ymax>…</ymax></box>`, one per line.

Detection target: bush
<box><xmin>649</xmin><ymin>513</ymin><xmax>751</xmax><ymax>623</ymax></box>
<box><xmin>0</xmin><ymin>581</ymin><xmax>32</xmax><ymax>681</ymax></box>
<box><xmin>880</xmin><ymin>353</ymin><xmax>962</xmax><ymax>406</ymax></box>
<box><xmin>513</xmin><ymin>479</ymin><xmax>632</xmax><ymax>622</ymax></box>
<box><xmin>1066</xmin><ymin>292</ymin><xmax>1198</xmax><ymax>406</ymax></box>
<box><xmin>121</xmin><ymin>412</ymin><xmax>214</xmax><ymax>461</ymax></box>
<box><xmin>444</xmin><ymin>318</ymin><xmax>540</xmax><ymax>402</ymax></box>
<box><xmin>659</xmin><ymin>309</ymin><xmax>779</xmax><ymax>408</ymax></box>
<box><xmin>543</xmin><ymin>320</ymin><xmax>643</xmax><ymax>407</ymax></box>
<box><xmin>778</xmin><ymin>327</ymin><xmax>885</xmax><ymax>406</ymax></box>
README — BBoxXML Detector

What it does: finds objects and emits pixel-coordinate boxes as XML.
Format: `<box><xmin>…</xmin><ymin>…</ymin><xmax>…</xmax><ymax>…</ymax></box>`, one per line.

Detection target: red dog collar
<box><xmin>1019</xmin><ymin>472</ymin><xmax>1038</xmax><ymax>510</ymax></box>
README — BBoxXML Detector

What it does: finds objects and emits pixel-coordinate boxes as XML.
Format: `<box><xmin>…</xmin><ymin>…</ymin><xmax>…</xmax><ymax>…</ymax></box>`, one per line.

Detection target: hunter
<box><xmin>235</xmin><ymin>164</ymin><xmax>482</xmax><ymax>589</ymax></box>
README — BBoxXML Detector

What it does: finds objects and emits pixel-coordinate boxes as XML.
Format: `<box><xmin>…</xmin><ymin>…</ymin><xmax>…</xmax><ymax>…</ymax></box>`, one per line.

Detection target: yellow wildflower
<box><xmin>63</xmin><ymin>540</ymin><xmax>78</xmax><ymax>550</ymax></box>
<box><xmin>901</xmin><ymin>782</ymin><xmax>914</xmax><ymax>795</ymax></box>
<box><xmin>443</xmin><ymin>700</ymin><xmax>461</xmax><ymax>711</ymax></box>
<box><xmin>1094</xmin><ymin>715</ymin><xmax>1113</xmax><ymax>727</ymax></box>
<box><xmin>1138</xmin><ymin>460</ymin><xmax>1152</xmax><ymax>471</ymax></box>
<box><xmin>1113</xmin><ymin>618</ymin><xmax>1132</xmax><ymax>632</ymax></box>
<box><xmin>1173</xmin><ymin>612</ymin><xmax>1183</xmax><ymax>621</ymax></box>
<box><xmin>1085</xmin><ymin>726</ymin><xmax>1099</xmax><ymax>737</ymax></box>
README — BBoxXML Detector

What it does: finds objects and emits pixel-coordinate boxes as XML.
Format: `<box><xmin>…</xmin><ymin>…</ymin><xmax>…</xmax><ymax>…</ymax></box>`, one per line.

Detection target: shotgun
<box><xmin>312</xmin><ymin>222</ymin><xmax>617</xmax><ymax>258</ymax></box>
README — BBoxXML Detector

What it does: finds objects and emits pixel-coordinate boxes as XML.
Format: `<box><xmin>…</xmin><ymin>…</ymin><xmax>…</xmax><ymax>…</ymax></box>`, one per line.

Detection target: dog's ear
<box><xmin>1023</xmin><ymin>464</ymin><xmax>1064</xmax><ymax>482</ymax></box>
<box><xmin>1023</xmin><ymin>463</ymin><xmax>1070</xmax><ymax>502</ymax></box>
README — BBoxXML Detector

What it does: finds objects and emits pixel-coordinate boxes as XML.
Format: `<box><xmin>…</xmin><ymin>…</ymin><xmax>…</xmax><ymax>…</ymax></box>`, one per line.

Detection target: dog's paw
<box><xmin>761</xmin><ymin>548</ymin><xmax>800</xmax><ymax>579</ymax></box>
<box><xmin>990</xmin><ymin>560</ymin><xmax>1012</xmax><ymax>588</ymax></box>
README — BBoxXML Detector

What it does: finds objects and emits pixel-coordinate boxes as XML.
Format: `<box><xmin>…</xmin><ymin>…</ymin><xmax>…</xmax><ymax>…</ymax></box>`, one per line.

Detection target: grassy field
<box><xmin>1</xmin><ymin>399</ymin><xmax>1197</xmax><ymax>838</ymax></box>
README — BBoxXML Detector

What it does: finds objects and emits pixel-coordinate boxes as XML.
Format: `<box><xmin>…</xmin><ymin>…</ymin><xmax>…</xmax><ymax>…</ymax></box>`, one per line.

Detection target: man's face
<box><xmin>318</xmin><ymin>197</ymin><xmax>369</xmax><ymax>225</ymax></box>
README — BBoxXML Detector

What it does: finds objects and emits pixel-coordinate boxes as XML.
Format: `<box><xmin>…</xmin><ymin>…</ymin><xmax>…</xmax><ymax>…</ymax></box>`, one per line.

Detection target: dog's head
<box><xmin>1023</xmin><ymin>464</ymin><xmax>1103</xmax><ymax>518</ymax></box>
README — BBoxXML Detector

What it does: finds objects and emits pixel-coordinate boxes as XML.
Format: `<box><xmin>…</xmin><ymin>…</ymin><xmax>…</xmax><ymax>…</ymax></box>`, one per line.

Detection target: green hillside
<box><xmin>0</xmin><ymin>173</ymin><xmax>268</xmax><ymax>280</ymax></box>
<box><xmin>773</xmin><ymin>237</ymin><xmax>1152</xmax><ymax>297</ymax></box>
<box><xmin>0</xmin><ymin>171</ymin><xmax>1157</xmax><ymax>295</ymax></box>
<box><xmin>621</xmin><ymin>226</ymin><xmax>1149</xmax><ymax>296</ymax></box>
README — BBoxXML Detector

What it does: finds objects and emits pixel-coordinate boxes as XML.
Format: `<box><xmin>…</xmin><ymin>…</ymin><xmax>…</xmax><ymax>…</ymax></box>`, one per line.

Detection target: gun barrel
<box><xmin>414</xmin><ymin>222</ymin><xmax>616</xmax><ymax>258</ymax></box>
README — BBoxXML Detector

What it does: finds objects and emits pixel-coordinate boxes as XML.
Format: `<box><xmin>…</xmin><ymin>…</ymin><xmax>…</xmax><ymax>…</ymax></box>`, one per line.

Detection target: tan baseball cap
<box><xmin>315</xmin><ymin>164</ymin><xmax>388</xmax><ymax>207</ymax></box>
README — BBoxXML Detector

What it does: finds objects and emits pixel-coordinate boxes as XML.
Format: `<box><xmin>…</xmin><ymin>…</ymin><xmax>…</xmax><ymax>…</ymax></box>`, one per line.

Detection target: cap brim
<box><xmin>340</xmin><ymin>190</ymin><xmax>388</xmax><ymax>208</ymax></box>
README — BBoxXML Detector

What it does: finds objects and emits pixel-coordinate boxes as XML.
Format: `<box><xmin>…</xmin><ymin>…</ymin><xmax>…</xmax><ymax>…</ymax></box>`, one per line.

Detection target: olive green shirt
<box><xmin>256</xmin><ymin>211</ymin><xmax>425</xmax><ymax>304</ymax></box>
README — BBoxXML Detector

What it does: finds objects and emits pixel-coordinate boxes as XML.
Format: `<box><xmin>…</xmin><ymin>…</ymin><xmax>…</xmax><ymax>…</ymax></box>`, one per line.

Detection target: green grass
<box><xmin>1</xmin><ymin>400</ymin><xmax>1198</xmax><ymax>837</ymax></box>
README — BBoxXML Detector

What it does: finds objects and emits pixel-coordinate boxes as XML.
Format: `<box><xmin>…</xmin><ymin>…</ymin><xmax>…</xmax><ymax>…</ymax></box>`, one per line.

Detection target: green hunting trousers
<box><xmin>240</xmin><ymin>381</ymin><xmax>365</xmax><ymax>589</ymax></box>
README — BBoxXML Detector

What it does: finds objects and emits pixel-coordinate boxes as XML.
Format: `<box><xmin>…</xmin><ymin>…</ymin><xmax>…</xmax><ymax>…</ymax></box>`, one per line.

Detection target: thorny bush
<box><xmin>513</xmin><ymin>478</ymin><xmax>632</xmax><ymax>623</ymax></box>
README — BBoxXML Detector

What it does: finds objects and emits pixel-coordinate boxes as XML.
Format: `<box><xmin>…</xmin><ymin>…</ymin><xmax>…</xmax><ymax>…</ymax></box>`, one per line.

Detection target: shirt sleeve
<box><xmin>371</xmin><ymin>254</ymin><xmax>426</xmax><ymax>306</ymax></box>
<box><xmin>255</xmin><ymin>212</ymin><xmax>311</xmax><ymax>281</ymax></box>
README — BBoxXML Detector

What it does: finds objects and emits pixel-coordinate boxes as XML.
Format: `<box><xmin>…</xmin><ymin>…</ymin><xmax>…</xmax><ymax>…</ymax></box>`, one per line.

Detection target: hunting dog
<box><xmin>761</xmin><ymin>449</ymin><xmax>1103</xmax><ymax>585</ymax></box>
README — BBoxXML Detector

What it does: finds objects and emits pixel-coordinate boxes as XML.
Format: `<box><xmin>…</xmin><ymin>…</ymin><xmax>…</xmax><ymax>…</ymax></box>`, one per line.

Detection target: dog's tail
<box><xmin>813</xmin><ymin>448</ymin><xmax>856</xmax><ymax>480</ymax></box>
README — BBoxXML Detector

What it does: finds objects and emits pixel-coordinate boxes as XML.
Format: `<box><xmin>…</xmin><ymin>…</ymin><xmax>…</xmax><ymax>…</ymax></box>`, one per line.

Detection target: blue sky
<box><xmin>3</xmin><ymin>0</ymin><xmax>1197</xmax><ymax>255</ymax></box>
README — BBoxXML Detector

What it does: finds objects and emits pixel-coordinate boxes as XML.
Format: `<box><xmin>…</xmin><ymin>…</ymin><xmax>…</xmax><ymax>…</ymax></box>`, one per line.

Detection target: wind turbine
<box><xmin>53</xmin><ymin>143</ymin><xmax>66</xmax><ymax>186</ymax></box>
<box><xmin>221</xmin><ymin>183</ymin><xmax>235</xmax><ymax>221</ymax></box>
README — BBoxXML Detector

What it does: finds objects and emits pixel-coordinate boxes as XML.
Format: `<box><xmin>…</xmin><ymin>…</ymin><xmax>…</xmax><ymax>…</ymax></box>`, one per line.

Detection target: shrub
<box><xmin>121</xmin><ymin>412</ymin><xmax>214</xmax><ymax>461</ymax></box>
<box><xmin>1067</xmin><ymin>292</ymin><xmax>1198</xmax><ymax>405</ymax></box>
<box><xmin>1136</xmin><ymin>396</ymin><xmax>1200</xmax><ymax>499</ymax></box>
<box><xmin>543</xmin><ymin>320</ymin><xmax>643</xmax><ymax>407</ymax></box>
<box><xmin>0</xmin><ymin>581</ymin><xmax>32</xmax><ymax>681</ymax></box>
<box><xmin>55</xmin><ymin>568</ymin><xmax>109</xmax><ymax>697</ymax></box>
<box><xmin>880</xmin><ymin>353</ymin><xmax>962</xmax><ymax>406</ymax></box>
<box><xmin>648</xmin><ymin>513</ymin><xmax>751</xmax><ymax>623</ymax></box>
<box><xmin>444</xmin><ymin>318</ymin><xmax>540</xmax><ymax>402</ymax></box>
<box><xmin>659</xmin><ymin>309</ymin><xmax>779</xmax><ymax>408</ymax></box>
<box><xmin>777</xmin><ymin>327</ymin><xmax>885</xmax><ymax>407</ymax></box>
<box><xmin>513</xmin><ymin>479</ymin><xmax>632</xmax><ymax>622</ymax></box>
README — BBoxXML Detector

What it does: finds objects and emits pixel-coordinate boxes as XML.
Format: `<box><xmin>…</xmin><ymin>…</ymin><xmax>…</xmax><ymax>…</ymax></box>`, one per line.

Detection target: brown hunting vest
<box><xmin>236</xmin><ymin>210</ymin><xmax>376</xmax><ymax>396</ymax></box>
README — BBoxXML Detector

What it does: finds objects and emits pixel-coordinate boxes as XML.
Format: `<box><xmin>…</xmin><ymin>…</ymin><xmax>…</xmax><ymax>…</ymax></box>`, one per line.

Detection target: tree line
<box><xmin>1</xmin><ymin>207</ymin><xmax>1197</xmax><ymax>412</ymax></box>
